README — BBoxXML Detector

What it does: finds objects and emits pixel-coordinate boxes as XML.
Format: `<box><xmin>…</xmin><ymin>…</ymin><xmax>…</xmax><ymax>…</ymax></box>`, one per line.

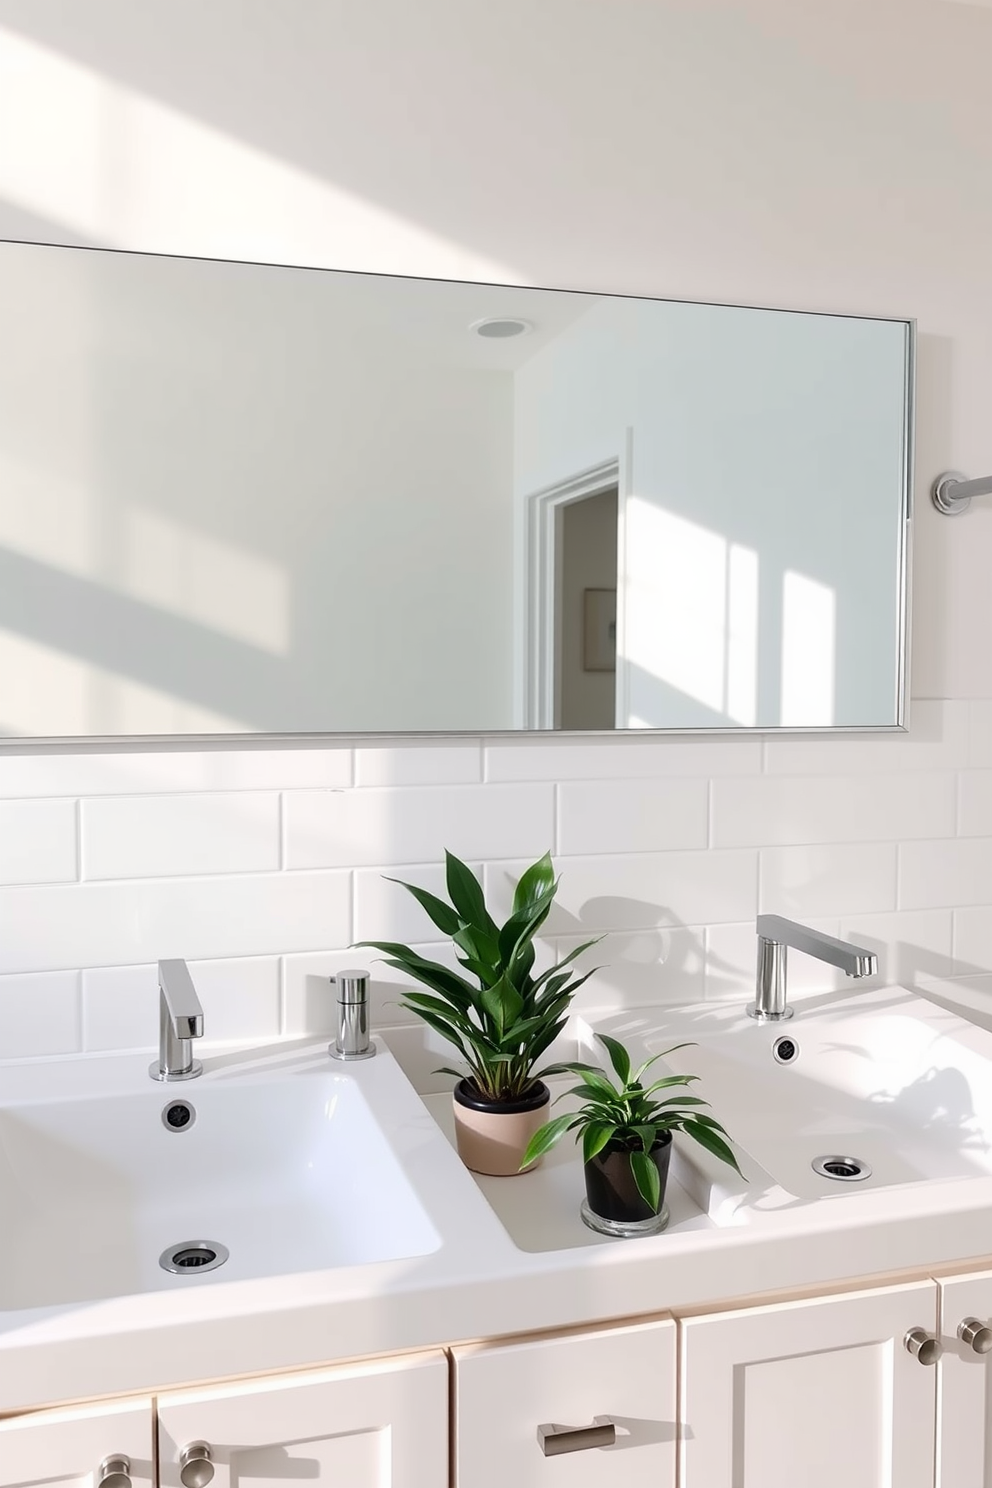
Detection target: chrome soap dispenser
<box><xmin>329</xmin><ymin>969</ymin><xmax>375</xmax><ymax>1061</ymax></box>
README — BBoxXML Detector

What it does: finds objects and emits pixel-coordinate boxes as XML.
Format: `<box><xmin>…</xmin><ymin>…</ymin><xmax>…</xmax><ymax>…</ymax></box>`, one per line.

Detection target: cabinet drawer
<box><xmin>0</xmin><ymin>1396</ymin><xmax>154</xmax><ymax>1488</ymax></box>
<box><xmin>452</xmin><ymin>1316</ymin><xmax>676</xmax><ymax>1488</ymax></box>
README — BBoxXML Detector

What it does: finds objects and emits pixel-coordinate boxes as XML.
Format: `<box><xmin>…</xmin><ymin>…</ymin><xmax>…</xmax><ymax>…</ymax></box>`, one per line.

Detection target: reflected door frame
<box><xmin>521</xmin><ymin>431</ymin><xmax>633</xmax><ymax>730</ymax></box>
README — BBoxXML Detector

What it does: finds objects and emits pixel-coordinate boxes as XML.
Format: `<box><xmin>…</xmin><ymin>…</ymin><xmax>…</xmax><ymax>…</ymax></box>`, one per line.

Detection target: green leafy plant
<box><xmin>354</xmin><ymin>850</ymin><xmax>600</xmax><ymax>1103</ymax></box>
<box><xmin>519</xmin><ymin>1032</ymin><xmax>745</xmax><ymax>1212</ymax></box>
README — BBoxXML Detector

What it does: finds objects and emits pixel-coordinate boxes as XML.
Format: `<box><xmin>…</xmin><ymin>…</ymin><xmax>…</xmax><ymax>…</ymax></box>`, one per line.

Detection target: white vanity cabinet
<box><xmin>936</xmin><ymin>1269</ymin><xmax>992</xmax><ymax>1488</ymax></box>
<box><xmin>679</xmin><ymin>1278</ymin><xmax>939</xmax><ymax>1488</ymax></box>
<box><xmin>156</xmin><ymin>1350</ymin><xmax>447</xmax><ymax>1488</ymax></box>
<box><xmin>451</xmin><ymin>1316</ymin><xmax>677</xmax><ymax>1488</ymax></box>
<box><xmin>0</xmin><ymin>1396</ymin><xmax>154</xmax><ymax>1488</ymax></box>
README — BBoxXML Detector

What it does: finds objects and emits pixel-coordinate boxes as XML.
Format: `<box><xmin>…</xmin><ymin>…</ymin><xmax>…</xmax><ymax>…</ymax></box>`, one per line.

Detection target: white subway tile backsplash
<box><xmin>558</xmin><ymin>778</ymin><xmax>708</xmax><ymax>855</ymax></box>
<box><xmin>763</xmin><ymin>700</ymin><xmax>969</xmax><ymax>775</ymax></box>
<box><xmin>354</xmin><ymin>862</ymin><xmax>459</xmax><ymax>945</ymax></box>
<box><xmin>969</xmin><ymin>702</ymin><xmax>992</xmax><ymax>768</ymax></box>
<box><xmin>484</xmin><ymin>850</ymin><xmax>757</xmax><ymax>935</ymax></box>
<box><xmin>898</xmin><ymin>837</ymin><xmax>992</xmax><ymax>910</ymax></box>
<box><xmin>957</xmin><ymin>771</ymin><xmax>992</xmax><ymax>835</ymax></box>
<box><xmin>82</xmin><ymin>957</ymin><xmax>281</xmax><ymax>1052</ymax></box>
<box><xmin>485</xmin><ymin>737</ymin><xmax>762</xmax><ymax>782</ymax></box>
<box><xmin>760</xmin><ymin>843</ymin><xmax>898</xmax><ymax>919</ymax></box>
<box><xmin>0</xmin><ymin>749</ymin><xmax>352</xmax><ymax>799</ymax></box>
<box><xmin>0</xmin><ymin>970</ymin><xmax>81</xmax><ymax>1059</ymax></box>
<box><xmin>838</xmin><ymin>909</ymin><xmax>956</xmax><ymax>985</ymax></box>
<box><xmin>354</xmin><ymin>744</ymin><xmax>482</xmax><ymax>787</ymax></box>
<box><xmin>284</xmin><ymin>784</ymin><xmax>556</xmax><ymax>869</ymax></box>
<box><xmin>711</xmin><ymin>772</ymin><xmax>955</xmax><ymax>848</ymax></box>
<box><xmin>0</xmin><ymin>871</ymin><xmax>350</xmax><ymax>974</ymax></box>
<box><xmin>81</xmin><ymin>793</ymin><xmax>281</xmax><ymax>880</ymax></box>
<box><xmin>0</xmin><ymin>799</ymin><xmax>77</xmax><ymax>884</ymax></box>
<box><xmin>953</xmin><ymin>908</ymin><xmax>992</xmax><ymax>976</ymax></box>
<box><xmin>553</xmin><ymin>926</ymin><xmax>707</xmax><ymax>1011</ymax></box>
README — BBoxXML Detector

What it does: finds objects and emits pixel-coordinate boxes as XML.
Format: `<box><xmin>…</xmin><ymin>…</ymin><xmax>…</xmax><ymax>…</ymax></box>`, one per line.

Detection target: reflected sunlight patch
<box><xmin>781</xmin><ymin>570</ymin><xmax>836</xmax><ymax>727</ymax></box>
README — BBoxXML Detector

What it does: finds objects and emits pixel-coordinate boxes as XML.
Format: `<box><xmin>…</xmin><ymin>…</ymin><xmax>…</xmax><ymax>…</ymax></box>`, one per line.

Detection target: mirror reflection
<box><xmin>0</xmin><ymin>240</ymin><xmax>912</xmax><ymax>739</ymax></box>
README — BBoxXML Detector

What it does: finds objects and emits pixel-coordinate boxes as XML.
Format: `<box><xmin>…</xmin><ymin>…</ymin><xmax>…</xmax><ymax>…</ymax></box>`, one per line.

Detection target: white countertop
<box><xmin>2</xmin><ymin>983</ymin><xmax>992</xmax><ymax>1415</ymax></box>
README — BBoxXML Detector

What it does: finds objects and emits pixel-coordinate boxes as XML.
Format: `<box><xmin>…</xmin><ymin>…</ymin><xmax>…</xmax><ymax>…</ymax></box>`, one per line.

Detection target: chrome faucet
<box><xmin>747</xmin><ymin>914</ymin><xmax>878</xmax><ymax>1022</ymax></box>
<box><xmin>149</xmin><ymin>959</ymin><xmax>204</xmax><ymax>1081</ymax></box>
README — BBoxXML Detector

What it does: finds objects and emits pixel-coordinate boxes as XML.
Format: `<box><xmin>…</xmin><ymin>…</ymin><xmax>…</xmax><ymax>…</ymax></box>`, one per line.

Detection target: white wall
<box><xmin>0</xmin><ymin>0</ymin><xmax>991</xmax><ymax>1074</ymax></box>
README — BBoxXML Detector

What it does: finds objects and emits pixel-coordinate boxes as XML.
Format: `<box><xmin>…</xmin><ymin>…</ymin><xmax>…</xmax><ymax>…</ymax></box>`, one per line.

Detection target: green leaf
<box><xmin>353</xmin><ymin>944</ymin><xmax>475</xmax><ymax>1009</ymax></box>
<box><xmin>380</xmin><ymin>878</ymin><xmax>462</xmax><ymax>937</ymax></box>
<box><xmin>511</xmin><ymin>852</ymin><xmax>556</xmax><ymax>915</ymax></box>
<box><xmin>581</xmin><ymin>1121</ymin><xmax>616</xmax><ymax>1164</ymax></box>
<box><xmin>629</xmin><ymin>1150</ymin><xmax>662</xmax><ymax>1212</ymax></box>
<box><xmin>595</xmin><ymin>1032</ymin><xmax>631</xmax><ymax>1086</ymax></box>
<box><xmin>518</xmin><ymin>1112</ymin><xmax>576</xmax><ymax>1170</ymax></box>
<box><xmin>445</xmin><ymin>852</ymin><xmax>499</xmax><ymax>940</ymax></box>
<box><xmin>632</xmin><ymin>1123</ymin><xmax>658</xmax><ymax>1152</ymax></box>
<box><xmin>680</xmin><ymin>1119</ymin><xmax>745</xmax><ymax>1177</ymax></box>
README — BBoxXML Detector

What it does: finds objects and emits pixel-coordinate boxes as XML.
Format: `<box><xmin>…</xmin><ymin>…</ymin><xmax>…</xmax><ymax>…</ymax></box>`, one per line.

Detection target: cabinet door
<box><xmin>0</xmin><ymin>1396</ymin><xmax>153</xmax><ymax>1488</ymax></box>
<box><xmin>680</xmin><ymin>1279</ymin><xmax>938</xmax><ymax>1488</ymax></box>
<box><xmin>157</xmin><ymin>1350</ymin><xmax>446</xmax><ymax>1488</ymax></box>
<box><xmin>452</xmin><ymin>1316</ymin><xmax>676</xmax><ymax>1488</ymax></box>
<box><xmin>937</xmin><ymin>1269</ymin><xmax>992</xmax><ymax>1488</ymax></box>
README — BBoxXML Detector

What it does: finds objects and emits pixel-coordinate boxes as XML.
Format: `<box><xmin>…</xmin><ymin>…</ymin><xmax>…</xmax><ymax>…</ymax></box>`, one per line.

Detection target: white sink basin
<box><xmin>0</xmin><ymin>1040</ymin><xmax>441</xmax><ymax>1311</ymax></box>
<box><xmin>588</xmin><ymin>985</ymin><xmax>992</xmax><ymax>1217</ymax></box>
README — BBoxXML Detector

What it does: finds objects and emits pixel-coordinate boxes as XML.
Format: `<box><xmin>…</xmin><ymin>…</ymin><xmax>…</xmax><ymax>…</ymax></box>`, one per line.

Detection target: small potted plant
<box><xmin>355</xmin><ymin>850</ymin><xmax>600</xmax><ymax>1177</ymax></box>
<box><xmin>519</xmin><ymin>1032</ymin><xmax>744</xmax><ymax>1236</ymax></box>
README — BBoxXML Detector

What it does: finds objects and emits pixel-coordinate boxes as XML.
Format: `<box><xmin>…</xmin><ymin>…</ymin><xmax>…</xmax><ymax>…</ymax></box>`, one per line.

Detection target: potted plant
<box><xmin>519</xmin><ymin>1032</ymin><xmax>744</xmax><ymax>1236</ymax></box>
<box><xmin>355</xmin><ymin>850</ymin><xmax>600</xmax><ymax>1177</ymax></box>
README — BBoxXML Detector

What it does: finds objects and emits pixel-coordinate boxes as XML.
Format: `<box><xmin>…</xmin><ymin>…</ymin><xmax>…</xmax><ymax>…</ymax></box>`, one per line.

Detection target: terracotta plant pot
<box><xmin>452</xmin><ymin>1079</ymin><xmax>551</xmax><ymax>1177</ymax></box>
<box><xmin>582</xmin><ymin>1132</ymin><xmax>673</xmax><ymax>1233</ymax></box>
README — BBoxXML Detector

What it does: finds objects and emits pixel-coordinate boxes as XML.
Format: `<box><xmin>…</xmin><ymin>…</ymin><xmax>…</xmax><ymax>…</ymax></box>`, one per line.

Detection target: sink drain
<box><xmin>812</xmin><ymin>1154</ymin><xmax>872</xmax><ymax>1182</ymax></box>
<box><xmin>159</xmin><ymin>1241</ymin><xmax>229</xmax><ymax>1275</ymax></box>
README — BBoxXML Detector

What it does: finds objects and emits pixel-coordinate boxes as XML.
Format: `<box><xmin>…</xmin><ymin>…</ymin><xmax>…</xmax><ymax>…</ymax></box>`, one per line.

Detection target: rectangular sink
<box><xmin>587</xmin><ymin>985</ymin><xmax>992</xmax><ymax>1215</ymax></box>
<box><xmin>0</xmin><ymin>1044</ymin><xmax>441</xmax><ymax>1311</ymax></box>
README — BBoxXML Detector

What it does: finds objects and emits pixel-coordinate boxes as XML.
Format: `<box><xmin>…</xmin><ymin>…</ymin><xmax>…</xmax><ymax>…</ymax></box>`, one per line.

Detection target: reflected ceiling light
<box><xmin>469</xmin><ymin>316</ymin><xmax>533</xmax><ymax>338</ymax></box>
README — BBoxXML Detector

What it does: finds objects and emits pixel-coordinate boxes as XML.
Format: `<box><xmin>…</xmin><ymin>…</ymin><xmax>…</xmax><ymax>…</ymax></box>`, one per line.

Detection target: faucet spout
<box><xmin>149</xmin><ymin>958</ymin><xmax>204</xmax><ymax>1081</ymax></box>
<box><xmin>747</xmin><ymin>915</ymin><xmax>878</xmax><ymax>1022</ymax></box>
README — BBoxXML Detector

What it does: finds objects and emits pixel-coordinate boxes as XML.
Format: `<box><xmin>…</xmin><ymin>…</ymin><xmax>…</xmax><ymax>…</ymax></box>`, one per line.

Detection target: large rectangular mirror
<box><xmin>0</xmin><ymin>240</ymin><xmax>912</xmax><ymax>740</ymax></box>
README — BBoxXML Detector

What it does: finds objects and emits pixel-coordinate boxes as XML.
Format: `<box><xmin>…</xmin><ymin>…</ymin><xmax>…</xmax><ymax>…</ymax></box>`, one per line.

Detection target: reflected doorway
<box><xmin>555</xmin><ymin>488</ymin><xmax>618</xmax><ymax>729</ymax></box>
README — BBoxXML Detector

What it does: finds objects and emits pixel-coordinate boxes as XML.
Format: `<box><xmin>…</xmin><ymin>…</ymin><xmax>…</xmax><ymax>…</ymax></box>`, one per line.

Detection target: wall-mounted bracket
<box><xmin>932</xmin><ymin>470</ymin><xmax>992</xmax><ymax>516</ymax></box>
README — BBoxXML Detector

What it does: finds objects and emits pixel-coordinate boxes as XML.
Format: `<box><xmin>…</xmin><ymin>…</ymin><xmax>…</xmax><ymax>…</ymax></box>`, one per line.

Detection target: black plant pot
<box><xmin>582</xmin><ymin>1132</ymin><xmax>673</xmax><ymax>1237</ymax></box>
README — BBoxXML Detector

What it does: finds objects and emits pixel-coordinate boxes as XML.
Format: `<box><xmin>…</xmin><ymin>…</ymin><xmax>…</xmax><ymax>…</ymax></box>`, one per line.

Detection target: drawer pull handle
<box><xmin>180</xmin><ymin>1443</ymin><xmax>215</xmax><ymax>1488</ymax></box>
<box><xmin>537</xmin><ymin>1419</ymin><xmax>616</xmax><ymax>1456</ymax></box>
<box><xmin>905</xmin><ymin>1327</ymin><xmax>942</xmax><ymax>1365</ymax></box>
<box><xmin>959</xmin><ymin>1317</ymin><xmax>992</xmax><ymax>1355</ymax></box>
<box><xmin>98</xmin><ymin>1457</ymin><xmax>132</xmax><ymax>1488</ymax></box>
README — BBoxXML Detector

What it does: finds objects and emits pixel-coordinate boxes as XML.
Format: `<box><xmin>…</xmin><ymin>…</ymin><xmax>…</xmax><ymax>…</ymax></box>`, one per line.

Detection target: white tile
<box><xmin>705</xmin><ymin>920</ymin><xmax>845</xmax><ymax>1002</ymax></box>
<box><xmin>711</xmin><ymin>772</ymin><xmax>955</xmax><ymax>848</ymax></box>
<box><xmin>0</xmin><ymin>971</ymin><xmax>81</xmax><ymax>1059</ymax></box>
<box><xmin>82</xmin><ymin>957</ymin><xmax>281</xmax><ymax>1052</ymax></box>
<box><xmin>284</xmin><ymin>784</ymin><xmax>556</xmax><ymax>869</ymax></box>
<box><xmin>354</xmin><ymin>745</ymin><xmax>482</xmax><ymax>787</ymax></box>
<box><xmin>0</xmin><ymin>749</ymin><xmax>352</xmax><ymax>798</ymax></box>
<box><xmin>484</xmin><ymin>850</ymin><xmax>758</xmax><ymax>935</ymax></box>
<box><xmin>0</xmin><ymin>871</ymin><xmax>350</xmax><ymax>974</ymax></box>
<box><xmin>763</xmin><ymin>700</ymin><xmax>969</xmax><ymax>774</ymax></box>
<box><xmin>353</xmin><ymin>862</ymin><xmax>471</xmax><ymax>945</ymax></box>
<box><xmin>558</xmin><ymin>778</ymin><xmax>708</xmax><ymax>855</ymax></box>
<box><xmin>838</xmin><ymin>909</ymin><xmax>956</xmax><ymax>985</ymax></box>
<box><xmin>898</xmin><ymin>837</ymin><xmax>992</xmax><ymax>909</ymax></box>
<box><xmin>81</xmin><ymin>793</ymin><xmax>281</xmax><ymax>879</ymax></box>
<box><xmin>551</xmin><ymin>927</ymin><xmax>707</xmax><ymax>1012</ymax></box>
<box><xmin>957</xmin><ymin>771</ymin><xmax>992</xmax><ymax>835</ymax></box>
<box><xmin>484</xmin><ymin>736</ymin><xmax>762</xmax><ymax>782</ymax></box>
<box><xmin>969</xmin><ymin>702</ymin><xmax>992</xmax><ymax>767</ymax></box>
<box><xmin>760</xmin><ymin>843</ymin><xmax>898</xmax><ymax>919</ymax></box>
<box><xmin>953</xmin><ymin>908</ymin><xmax>992</xmax><ymax>976</ymax></box>
<box><xmin>283</xmin><ymin>943</ymin><xmax>464</xmax><ymax>1036</ymax></box>
<box><xmin>0</xmin><ymin>799</ymin><xmax>77</xmax><ymax>884</ymax></box>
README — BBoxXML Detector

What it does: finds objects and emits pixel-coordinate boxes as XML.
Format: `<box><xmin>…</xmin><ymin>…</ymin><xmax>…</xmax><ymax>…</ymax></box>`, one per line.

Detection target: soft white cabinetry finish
<box><xmin>0</xmin><ymin>1396</ymin><xmax>154</xmax><ymax>1488</ymax></box>
<box><xmin>451</xmin><ymin>1316</ymin><xmax>677</xmax><ymax>1488</ymax></box>
<box><xmin>680</xmin><ymin>1279</ymin><xmax>938</xmax><ymax>1488</ymax></box>
<box><xmin>156</xmin><ymin>1351</ymin><xmax>447</xmax><ymax>1488</ymax></box>
<box><xmin>937</xmin><ymin>1269</ymin><xmax>992</xmax><ymax>1488</ymax></box>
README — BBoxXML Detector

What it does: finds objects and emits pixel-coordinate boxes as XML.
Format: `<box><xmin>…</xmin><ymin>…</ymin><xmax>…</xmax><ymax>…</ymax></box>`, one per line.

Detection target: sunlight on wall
<box><xmin>781</xmin><ymin>570</ymin><xmax>836</xmax><ymax>726</ymax></box>
<box><xmin>0</xmin><ymin>452</ymin><xmax>97</xmax><ymax>577</ymax></box>
<box><xmin>625</xmin><ymin>499</ymin><xmax>758</xmax><ymax>725</ymax></box>
<box><xmin>0</xmin><ymin>629</ymin><xmax>248</xmax><ymax>736</ymax></box>
<box><xmin>0</xmin><ymin>29</ymin><xmax>513</xmax><ymax>280</ymax></box>
<box><xmin>124</xmin><ymin>508</ymin><xmax>289</xmax><ymax>655</ymax></box>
